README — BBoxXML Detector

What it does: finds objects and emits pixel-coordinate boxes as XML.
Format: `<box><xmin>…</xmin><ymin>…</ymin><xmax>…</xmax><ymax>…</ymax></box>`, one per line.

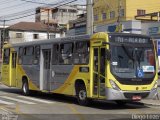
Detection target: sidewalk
<box><xmin>141</xmin><ymin>99</ymin><xmax>160</xmax><ymax>106</ymax></box>
<box><xmin>141</xmin><ymin>85</ymin><xmax>160</xmax><ymax>106</ymax></box>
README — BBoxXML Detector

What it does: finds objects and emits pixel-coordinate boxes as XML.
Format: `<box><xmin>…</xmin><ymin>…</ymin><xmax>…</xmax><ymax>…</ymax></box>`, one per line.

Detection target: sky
<box><xmin>0</xmin><ymin>0</ymin><xmax>86</xmax><ymax>26</ymax></box>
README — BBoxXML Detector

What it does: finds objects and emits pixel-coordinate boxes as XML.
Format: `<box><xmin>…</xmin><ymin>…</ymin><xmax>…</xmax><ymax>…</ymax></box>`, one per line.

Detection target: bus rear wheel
<box><xmin>76</xmin><ymin>84</ymin><xmax>88</xmax><ymax>106</ymax></box>
<box><xmin>22</xmin><ymin>80</ymin><xmax>30</xmax><ymax>95</ymax></box>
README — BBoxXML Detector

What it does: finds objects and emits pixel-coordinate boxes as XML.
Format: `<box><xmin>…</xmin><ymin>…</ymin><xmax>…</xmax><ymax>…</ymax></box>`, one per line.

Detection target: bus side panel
<box><xmin>50</xmin><ymin>65</ymin><xmax>74</xmax><ymax>95</ymax></box>
<box><xmin>16</xmin><ymin>64</ymin><xmax>40</xmax><ymax>90</ymax></box>
<box><xmin>1</xmin><ymin>65</ymin><xmax>10</xmax><ymax>86</ymax></box>
<box><xmin>1</xmin><ymin>48</ymin><xmax>11</xmax><ymax>86</ymax></box>
<box><xmin>16</xmin><ymin>64</ymin><xmax>24</xmax><ymax>88</ymax></box>
<box><xmin>51</xmin><ymin>65</ymin><xmax>90</xmax><ymax>96</ymax></box>
<box><xmin>22</xmin><ymin>65</ymin><xmax>40</xmax><ymax>90</ymax></box>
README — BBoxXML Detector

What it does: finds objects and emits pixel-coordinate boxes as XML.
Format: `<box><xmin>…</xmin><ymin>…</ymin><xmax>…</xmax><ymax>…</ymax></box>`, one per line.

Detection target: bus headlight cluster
<box><xmin>152</xmin><ymin>81</ymin><xmax>157</xmax><ymax>90</ymax></box>
<box><xmin>110</xmin><ymin>80</ymin><xmax>121</xmax><ymax>91</ymax></box>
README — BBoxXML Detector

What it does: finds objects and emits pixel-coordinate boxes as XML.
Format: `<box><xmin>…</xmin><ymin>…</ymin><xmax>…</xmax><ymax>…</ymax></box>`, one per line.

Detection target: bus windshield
<box><xmin>110</xmin><ymin>45</ymin><xmax>156</xmax><ymax>79</ymax></box>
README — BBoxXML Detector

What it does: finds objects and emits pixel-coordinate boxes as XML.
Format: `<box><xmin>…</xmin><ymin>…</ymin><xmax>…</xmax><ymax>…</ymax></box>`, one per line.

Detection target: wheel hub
<box><xmin>79</xmin><ymin>90</ymin><xmax>86</xmax><ymax>100</ymax></box>
<box><xmin>23</xmin><ymin>84</ymin><xmax>27</xmax><ymax>93</ymax></box>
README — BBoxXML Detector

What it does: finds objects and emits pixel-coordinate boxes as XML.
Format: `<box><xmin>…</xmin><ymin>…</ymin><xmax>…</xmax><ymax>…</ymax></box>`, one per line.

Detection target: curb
<box><xmin>142</xmin><ymin>102</ymin><xmax>160</xmax><ymax>106</ymax></box>
<box><xmin>131</xmin><ymin>101</ymin><xmax>160</xmax><ymax>106</ymax></box>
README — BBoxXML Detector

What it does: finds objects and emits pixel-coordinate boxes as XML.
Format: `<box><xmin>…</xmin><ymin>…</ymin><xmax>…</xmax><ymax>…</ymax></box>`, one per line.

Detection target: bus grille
<box><xmin>124</xmin><ymin>92</ymin><xmax>149</xmax><ymax>99</ymax></box>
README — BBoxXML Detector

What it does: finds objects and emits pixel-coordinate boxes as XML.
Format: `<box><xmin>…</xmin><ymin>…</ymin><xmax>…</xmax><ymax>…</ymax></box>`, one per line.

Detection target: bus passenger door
<box><xmin>11</xmin><ymin>52</ymin><xmax>17</xmax><ymax>87</ymax></box>
<box><xmin>42</xmin><ymin>49</ymin><xmax>51</xmax><ymax>91</ymax></box>
<box><xmin>93</xmin><ymin>47</ymin><xmax>106</xmax><ymax>98</ymax></box>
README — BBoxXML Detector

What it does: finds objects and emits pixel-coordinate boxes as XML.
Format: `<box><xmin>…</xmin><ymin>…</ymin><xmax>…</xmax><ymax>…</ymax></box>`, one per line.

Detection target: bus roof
<box><xmin>108</xmin><ymin>32</ymin><xmax>150</xmax><ymax>38</ymax></box>
<box><xmin>4</xmin><ymin>34</ymin><xmax>91</xmax><ymax>48</ymax></box>
<box><xmin>4</xmin><ymin>32</ymin><xmax>151</xmax><ymax>48</ymax></box>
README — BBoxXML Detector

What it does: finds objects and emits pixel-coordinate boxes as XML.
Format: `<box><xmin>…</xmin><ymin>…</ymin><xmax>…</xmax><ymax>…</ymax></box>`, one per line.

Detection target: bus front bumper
<box><xmin>105</xmin><ymin>88</ymin><xmax>157</xmax><ymax>100</ymax></box>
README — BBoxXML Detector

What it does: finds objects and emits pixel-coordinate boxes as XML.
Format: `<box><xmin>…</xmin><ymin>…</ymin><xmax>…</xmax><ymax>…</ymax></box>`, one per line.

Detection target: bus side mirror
<box><xmin>106</xmin><ymin>50</ymin><xmax>111</xmax><ymax>61</ymax></box>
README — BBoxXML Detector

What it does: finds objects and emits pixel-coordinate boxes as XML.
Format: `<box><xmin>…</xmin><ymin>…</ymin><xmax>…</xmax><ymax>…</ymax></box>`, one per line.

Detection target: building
<box><xmin>93</xmin><ymin>0</ymin><xmax>160</xmax><ymax>33</ymax></box>
<box><xmin>5</xmin><ymin>22</ymin><xmax>61</xmax><ymax>43</ymax></box>
<box><xmin>67</xmin><ymin>13</ymin><xmax>87</xmax><ymax>36</ymax></box>
<box><xmin>35</xmin><ymin>5</ymin><xmax>86</xmax><ymax>27</ymax></box>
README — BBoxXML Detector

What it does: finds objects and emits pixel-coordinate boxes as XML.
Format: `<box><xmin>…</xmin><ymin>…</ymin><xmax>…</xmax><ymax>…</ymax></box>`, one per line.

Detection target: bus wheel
<box><xmin>22</xmin><ymin>80</ymin><xmax>30</xmax><ymax>95</ymax></box>
<box><xmin>76</xmin><ymin>84</ymin><xmax>88</xmax><ymax>106</ymax></box>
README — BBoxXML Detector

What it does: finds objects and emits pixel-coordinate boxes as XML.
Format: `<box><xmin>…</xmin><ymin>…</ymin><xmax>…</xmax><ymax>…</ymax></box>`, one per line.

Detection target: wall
<box><xmin>9</xmin><ymin>31</ymin><xmax>60</xmax><ymax>43</ymax></box>
<box><xmin>93</xmin><ymin>0</ymin><xmax>126</xmax><ymax>25</ymax></box>
<box><xmin>123</xmin><ymin>20</ymin><xmax>142</xmax><ymax>34</ymax></box>
<box><xmin>126</xmin><ymin>0</ymin><xmax>160</xmax><ymax>20</ymax></box>
<box><xmin>94</xmin><ymin>0</ymin><xmax>160</xmax><ymax>26</ymax></box>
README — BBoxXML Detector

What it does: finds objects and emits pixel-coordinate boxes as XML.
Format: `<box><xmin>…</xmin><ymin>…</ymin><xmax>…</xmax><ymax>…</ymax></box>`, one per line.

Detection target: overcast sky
<box><xmin>0</xmin><ymin>0</ymin><xmax>86</xmax><ymax>26</ymax></box>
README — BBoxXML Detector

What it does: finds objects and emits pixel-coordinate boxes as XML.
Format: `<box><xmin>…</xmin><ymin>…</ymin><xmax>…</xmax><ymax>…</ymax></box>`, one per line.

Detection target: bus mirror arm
<box><xmin>102</xmin><ymin>42</ymin><xmax>110</xmax><ymax>45</ymax></box>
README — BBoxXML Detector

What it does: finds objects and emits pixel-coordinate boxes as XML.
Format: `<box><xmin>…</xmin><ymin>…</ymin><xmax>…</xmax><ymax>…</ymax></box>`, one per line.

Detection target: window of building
<box><xmin>74</xmin><ymin>41</ymin><xmax>90</xmax><ymax>64</ymax></box>
<box><xmin>60</xmin><ymin>9</ymin><xmax>67</xmax><ymax>12</ymax></box>
<box><xmin>120</xmin><ymin>9</ymin><xmax>125</xmax><ymax>17</ymax></box>
<box><xmin>110</xmin><ymin>11</ymin><xmax>115</xmax><ymax>19</ymax></box>
<box><xmin>50</xmin><ymin>34</ymin><xmax>56</xmax><ymax>39</ymax></box>
<box><xmin>3</xmin><ymin>48</ymin><xmax>10</xmax><ymax>64</ymax></box>
<box><xmin>33</xmin><ymin>34</ymin><xmax>39</xmax><ymax>39</ymax></box>
<box><xmin>16</xmin><ymin>33</ymin><xmax>22</xmax><ymax>38</ymax></box>
<box><xmin>68</xmin><ymin>9</ymin><xmax>77</xmax><ymax>13</ymax></box>
<box><xmin>94</xmin><ymin>15</ymin><xmax>98</xmax><ymax>21</ymax></box>
<box><xmin>102</xmin><ymin>13</ymin><xmax>107</xmax><ymax>20</ymax></box>
<box><xmin>137</xmin><ymin>9</ymin><xmax>146</xmax><ymax>16</ymax></box>
<box><xmin>59</xmin><ymin>43</ymin><xmax>73</xmax><ymax>64</ymax></box>
<box><xmin>52</xmin><ymin>13</ymin><xmax>57</xmax><ymax>19</ymax></box>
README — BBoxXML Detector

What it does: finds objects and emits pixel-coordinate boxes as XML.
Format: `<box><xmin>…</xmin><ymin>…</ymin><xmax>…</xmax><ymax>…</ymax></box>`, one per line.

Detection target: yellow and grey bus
<box><xmin>1</xmin><ymin>32</ymin><xmax>158</xmax><ymax>105</ymax></box>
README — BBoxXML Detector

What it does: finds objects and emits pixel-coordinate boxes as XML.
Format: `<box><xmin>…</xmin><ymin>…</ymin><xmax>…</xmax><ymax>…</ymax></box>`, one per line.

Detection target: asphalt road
<box><xmin>0</xmin><ymin>84</ymin><xmax>159</xmax><ymax>120</ymax></box>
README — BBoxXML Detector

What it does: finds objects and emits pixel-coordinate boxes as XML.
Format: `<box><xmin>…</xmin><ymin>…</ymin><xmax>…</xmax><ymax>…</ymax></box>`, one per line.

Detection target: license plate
<box><xmin>132</xmin><ymin>96</ymin><xmax>141</xmax><ymax>100</ymax></box>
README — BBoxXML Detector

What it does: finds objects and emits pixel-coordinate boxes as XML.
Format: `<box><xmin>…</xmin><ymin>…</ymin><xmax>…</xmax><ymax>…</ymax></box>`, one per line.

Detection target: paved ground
<box><xmin>0</xmin><ymin>85</ymin><xmax>159</xmax><ymax>120</ymax></box>
<box><xmin>141</xmin><ymin>86</ymin><xmax>160</xmax><ymax>106</ymax></box>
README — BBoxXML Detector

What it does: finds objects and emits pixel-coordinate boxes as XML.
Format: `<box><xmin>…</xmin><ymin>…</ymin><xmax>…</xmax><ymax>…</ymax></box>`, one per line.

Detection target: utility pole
<box><xmin>86</xmin><ymin>0</ymin><xmax>93</xmax><ymax>35</ymax></box>
<box><xmin>1</xmin><ymin>20</ymin><xmax>5</xmax><ymax>52</ymax></box>
<box><xmin>47</xmin><ymin>8</ymin><xmax>50</xmax><ymax>39</ymax></box>
<box><xmin>117</xmin><ymin>0</ymin><xmax>122</xmax><ymax>32</ymax></box>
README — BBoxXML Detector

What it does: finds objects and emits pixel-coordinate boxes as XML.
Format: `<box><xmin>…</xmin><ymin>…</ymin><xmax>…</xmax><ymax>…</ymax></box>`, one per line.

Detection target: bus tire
<box><xmin>76</xmin><ymin>84</ymin><xmax>88</xmax><ymax>106</ymax></box>
<box><xmin>22</xmin><ymin>79</ymin><xmax>30</xmax><ymax>96</ymax></box>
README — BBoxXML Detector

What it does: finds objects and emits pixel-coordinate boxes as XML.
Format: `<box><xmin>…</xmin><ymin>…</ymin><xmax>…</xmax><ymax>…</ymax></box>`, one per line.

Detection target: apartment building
<box><xmin>93</xmin><ymin>0</ymin><xmax>160</xmax><ymax>33</ymax></box>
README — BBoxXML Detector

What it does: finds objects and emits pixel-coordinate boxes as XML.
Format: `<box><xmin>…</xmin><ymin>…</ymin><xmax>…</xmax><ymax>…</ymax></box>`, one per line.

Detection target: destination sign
<box><xmin>61</xmin><ymin>35</ymin><xmax>90</xmax><ymax>41</ymax></box>
<box><xmin>112</xmin><ymin>36</ymin><xmax>150</xmax><ymax>44</ymax></box>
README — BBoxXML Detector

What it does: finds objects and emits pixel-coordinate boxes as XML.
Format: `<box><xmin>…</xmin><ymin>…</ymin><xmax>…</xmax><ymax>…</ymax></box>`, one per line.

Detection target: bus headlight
<box><xmin>110</xmin><ymin>80</ymin><xmax>121</xmax><ymax>91</ymax></box>
<box><xmin>152</xmin><ymin>81</ymin><xmax>157</xmax><ymax>90</ymax></box>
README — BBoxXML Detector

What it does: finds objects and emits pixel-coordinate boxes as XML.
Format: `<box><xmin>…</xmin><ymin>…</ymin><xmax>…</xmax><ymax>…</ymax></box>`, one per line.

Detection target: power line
<box><xmin>0</xmin><ymin>2</ymin><xmax>28</xmax><ymax>11</ymax></box>
<box><xmin>20</xmin><ymin>0</ymin><xmax>60</xmax><ymax>5</ymax></box>
<box><xmin>0</xmin><ymin>0</ymin><xmax>68</xmax><ymax>20</ymax></box>
<box><xmin>0</xmin><ymin>0</ymin><xmax>16</xmax><ymax>6</ymax></box>
<box><xmin>5</xmin><ymin>0</ymin><xmax>78</xmax><ymax>21</ymax></box>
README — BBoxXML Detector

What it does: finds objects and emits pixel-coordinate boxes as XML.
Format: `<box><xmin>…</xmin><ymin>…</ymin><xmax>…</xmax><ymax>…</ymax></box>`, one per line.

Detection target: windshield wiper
<box><xmin>121</xmin><ymin>45</ymin><xmax>134</xmax><ymax>68</ymax></box>
<box><xmin>133</xmin><ymin>48</ymin><xmax>143</xmax><ymax>68</ymax></box>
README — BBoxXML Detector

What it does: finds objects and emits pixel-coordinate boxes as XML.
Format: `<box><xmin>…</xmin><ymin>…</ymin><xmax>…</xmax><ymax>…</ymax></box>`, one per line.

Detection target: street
<box><xmin>0</xmin><ymin>84</ymin><xmax>159</xmax><ymax>120</ymax></box>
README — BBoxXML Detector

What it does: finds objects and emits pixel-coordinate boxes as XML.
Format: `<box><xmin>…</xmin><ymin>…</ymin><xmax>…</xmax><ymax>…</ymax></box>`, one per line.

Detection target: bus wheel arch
<box><xmin>22</xmin><ymin>76</ymin><xmax>30</xmax><ymax>95</ymax></box>
<box><xmin>75</xmin><ymin>79</ymin><xmax>88</xmax><ymax>106</ymax></box>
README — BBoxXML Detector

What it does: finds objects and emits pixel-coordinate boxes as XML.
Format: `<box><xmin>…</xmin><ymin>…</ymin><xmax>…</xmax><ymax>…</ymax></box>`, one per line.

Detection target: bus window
<box><xmin>18</xmin><ymin>47</ymin><xmax>23</xmax><ymax>64</ymax></box>
<box><xmin>74</xmin><ymin>41</ymin><xmax>89</xmax><ymax>64</ymax></box>
<box><xmin>23</xmin><ymin>46</ymin><xmax>34</xmax><ymax>65</ymax></box>
<box><xmin>52</xmin><ymin>44</ymin><xmax>59</xmax><ymax>64</ymax></box>
<box><xmin>3</xmin><ymin>49</ymin><xmax>10</xmax><ymax>64</ymax></box>
<box><xmin>59</xmin><ymin>43</ymin><xmax>73</xmax><ymax>64</ymax></box>
<box><xmin>33</xmin><ymin>46</ymin><xmax>40</xmax><ymax>65</ymax></box>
